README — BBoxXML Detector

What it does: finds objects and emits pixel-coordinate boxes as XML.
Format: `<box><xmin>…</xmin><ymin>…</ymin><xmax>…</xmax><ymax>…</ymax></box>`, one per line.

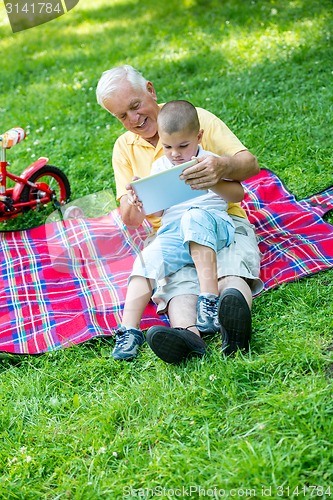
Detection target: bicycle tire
<box><xmin>19</xmin><ymin>164</ymin><xmax>71</xmax><ymax>211</ymax></box>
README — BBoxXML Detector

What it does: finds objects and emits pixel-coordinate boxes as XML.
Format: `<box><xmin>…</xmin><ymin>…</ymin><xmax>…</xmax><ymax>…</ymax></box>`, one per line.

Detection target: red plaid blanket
<box><xmin>243</xmin><ymin>169</ymin><xmax>333</xmax><ymax>289</ymax></box>
<box><xmin>1</xmin><ymin>169</ymin><xmax>333</xmax><ymax>354</ymax></box>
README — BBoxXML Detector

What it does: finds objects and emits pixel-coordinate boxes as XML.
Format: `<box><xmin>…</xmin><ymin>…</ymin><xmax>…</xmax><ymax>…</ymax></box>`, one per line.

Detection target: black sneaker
<box><xmin>112</xmin><ymin>327</ymin><xmax>145</xmax><ymax>360</ymax></box>
<box><xmin>146</xmin><ymin>326</ymin><xmax>207</xmax><ymax>364</ymax></box>
<box><xmin>196</xmin><ymin>294</ymin><xmax>220</xmax><ymax>334</ymax></box>
<box><xmin>217</xmin><ymin>288</ymin><xmax>252</xmax><ymax>356</ymax></box>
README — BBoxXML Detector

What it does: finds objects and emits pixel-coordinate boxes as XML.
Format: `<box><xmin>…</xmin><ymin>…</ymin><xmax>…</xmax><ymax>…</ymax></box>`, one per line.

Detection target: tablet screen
<box><xmin>130</xmin><ymin>159</ymin><xmax>208</xmax><ymax>215</ymax></box>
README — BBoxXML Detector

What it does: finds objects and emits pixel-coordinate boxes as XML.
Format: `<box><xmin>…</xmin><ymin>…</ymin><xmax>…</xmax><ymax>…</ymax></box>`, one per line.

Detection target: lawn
<box><xmin>0</xmin><ymin>0</ymin><xmax>333</xmax><ymax>498</ymax></box>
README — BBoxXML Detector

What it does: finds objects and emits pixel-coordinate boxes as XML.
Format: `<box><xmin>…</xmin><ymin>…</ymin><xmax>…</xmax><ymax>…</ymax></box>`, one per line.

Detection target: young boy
<box><xmin>113</xmin><ymin>100</ymin><xmax>244</xmax><ymax>360</ymax></box>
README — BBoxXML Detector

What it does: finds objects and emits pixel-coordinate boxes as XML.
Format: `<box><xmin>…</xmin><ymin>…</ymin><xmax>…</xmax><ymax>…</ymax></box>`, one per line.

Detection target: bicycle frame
<box><xmin>0</xmin><ymin>127</ymin><xmax>71</xmax><ymax>219</ymax></box>
<box><xmin>11</xmin><ymin>157</ymin><xmax>51</xmax><ymax>203</ymax></box>
<box><xmin>0</xmin><ymin>146</ymin><xmax>51</xmax><ymax>209</ymax></box>
<box><xmin>0</xmin><ymin>145</ymin><xmax>9</xmax><ymax>195</ymax></box>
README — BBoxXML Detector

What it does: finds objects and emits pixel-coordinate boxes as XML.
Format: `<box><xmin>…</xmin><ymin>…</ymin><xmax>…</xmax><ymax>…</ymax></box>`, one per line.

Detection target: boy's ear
<box><xmin>197</xmin><ymin>129</ymin><xmax>204</xmax><ymax>143</ymax></box>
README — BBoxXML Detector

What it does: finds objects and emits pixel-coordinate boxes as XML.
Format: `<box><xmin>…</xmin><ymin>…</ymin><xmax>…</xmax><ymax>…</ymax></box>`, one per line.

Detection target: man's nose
<box><xmin>128</xmin><ymin>110</ymin><xmax>140</xmax><ymax>123</ymax></box>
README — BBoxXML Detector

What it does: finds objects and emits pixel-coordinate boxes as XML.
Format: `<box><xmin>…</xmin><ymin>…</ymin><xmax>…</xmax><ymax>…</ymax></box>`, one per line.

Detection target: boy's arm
<box><xmin>209</xmin><ymin>179</ymin><xmax>244</xmax><ymax>203</ymax></box>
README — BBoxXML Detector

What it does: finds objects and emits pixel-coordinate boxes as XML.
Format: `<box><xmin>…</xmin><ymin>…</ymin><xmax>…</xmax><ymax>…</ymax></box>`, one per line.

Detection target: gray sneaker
<box><xmin>196</xmin><ymin>294</ymin><xmax>220</xmax><ymax>334</ymax></box>
<box><xmin>112</xmin><ymin>327</ymin><xmax>145</xmax><ymax>360</ymax></box>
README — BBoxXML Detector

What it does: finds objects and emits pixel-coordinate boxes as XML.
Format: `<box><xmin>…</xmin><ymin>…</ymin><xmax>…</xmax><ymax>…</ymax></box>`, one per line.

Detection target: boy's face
<box><xmin>159</xmin><ymin>128</ymin><xmax>203</xmax><ymax>165</ymax></box>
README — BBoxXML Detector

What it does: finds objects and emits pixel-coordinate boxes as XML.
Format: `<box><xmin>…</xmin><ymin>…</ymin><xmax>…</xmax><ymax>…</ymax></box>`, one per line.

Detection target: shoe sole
<box><xmin>218</xmin><ymin>288</ymin><xmax>252</xmax><ymax>356</ymax></box>
<box><xmin>112</xmin><ymin>351</ymin><xmax>139</xmax><ymax>361</ymax></box>
<box><xmin>147</xmin><ymin>328</ymin><xmax>206</xmax><ymax>364</ymax></box>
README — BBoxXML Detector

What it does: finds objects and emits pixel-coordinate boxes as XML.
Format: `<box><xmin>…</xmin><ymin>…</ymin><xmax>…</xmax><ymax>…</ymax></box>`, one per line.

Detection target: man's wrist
<box><xmin>217</xmin><ymin>155</ymin><xmax>233</xmax><ymax>181</ymax></box>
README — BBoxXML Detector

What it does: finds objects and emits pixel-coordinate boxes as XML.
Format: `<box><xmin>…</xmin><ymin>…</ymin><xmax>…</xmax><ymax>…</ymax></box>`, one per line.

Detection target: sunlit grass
<box><xmin>0</xmin><ymin>0</ymin><xmax>333</xmax><ymax>497</ymax></box>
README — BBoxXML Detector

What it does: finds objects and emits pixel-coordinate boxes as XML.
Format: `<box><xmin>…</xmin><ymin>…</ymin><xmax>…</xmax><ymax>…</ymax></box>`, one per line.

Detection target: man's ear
<box><xmin>146</xmin><ymin>81</ymin><xmax>157</xmax><ymax>100</ymax></box>
<box><xmin>198</xmin><ymin>129</ymin><xmax>204</xmax><ymax>143</ymax></box>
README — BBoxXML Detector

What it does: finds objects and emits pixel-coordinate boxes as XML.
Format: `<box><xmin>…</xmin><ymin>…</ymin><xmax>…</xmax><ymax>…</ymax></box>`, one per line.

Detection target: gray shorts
<box><xmin>152</xmin><ymin>215</ymin><xmax>263</xmax><ymax>314</ymax></box>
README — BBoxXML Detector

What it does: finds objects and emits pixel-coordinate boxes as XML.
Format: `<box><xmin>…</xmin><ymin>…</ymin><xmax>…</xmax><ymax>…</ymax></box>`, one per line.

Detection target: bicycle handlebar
<box><xmin>0</xmin><ymin>127</ymin><xmax>26</xmax><ymax>148</ymax></box>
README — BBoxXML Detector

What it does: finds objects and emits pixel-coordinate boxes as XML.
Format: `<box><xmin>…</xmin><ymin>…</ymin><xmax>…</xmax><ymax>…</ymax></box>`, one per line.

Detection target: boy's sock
<box><xmin>199</xmin><ymin>292</ymin><xmax>219</xmax><ymax>299</ymax></box>
<box><xmin>120</xmin><ymin>325</ymin><xmax>142</xmax><ymax>332</ymax></box>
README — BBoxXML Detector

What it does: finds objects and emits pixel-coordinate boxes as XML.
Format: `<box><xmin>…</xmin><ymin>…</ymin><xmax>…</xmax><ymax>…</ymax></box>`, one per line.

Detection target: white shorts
<box><xmin>152</xmin><ymin>215</ymin><xmax>263</xmax><ymax>314</ymax></box>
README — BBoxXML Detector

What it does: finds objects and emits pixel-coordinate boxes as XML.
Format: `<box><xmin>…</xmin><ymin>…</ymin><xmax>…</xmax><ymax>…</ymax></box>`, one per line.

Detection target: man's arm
<box><xmin>119</xmin><ymin>192</ymin><xmax>146</xmax><ymax>228</ymax></box>
<box><xmin>180</xmin><ymin>150</ymin><xmax>259</xmax><ymax>190</ymax></box>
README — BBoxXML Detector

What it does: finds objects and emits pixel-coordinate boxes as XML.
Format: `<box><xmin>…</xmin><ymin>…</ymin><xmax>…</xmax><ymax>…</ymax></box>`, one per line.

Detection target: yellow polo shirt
<box><xmin>112</xmin><ymin>106</ymin><xmax>247</xmax><ymax>229</ymax></box>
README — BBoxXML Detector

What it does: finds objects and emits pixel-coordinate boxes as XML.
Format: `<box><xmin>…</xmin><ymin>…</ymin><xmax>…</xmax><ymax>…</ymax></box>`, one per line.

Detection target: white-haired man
<box><xmin>96</xmin><ymin>65</ymin><xmax>263</xmax><ymax>363</ymax></box>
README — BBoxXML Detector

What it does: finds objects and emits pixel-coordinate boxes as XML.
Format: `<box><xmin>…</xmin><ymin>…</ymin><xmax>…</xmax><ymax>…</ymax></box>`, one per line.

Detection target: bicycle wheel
<box><xmin>20</xmin><ymin>165</ymin><xmax>71</xmax><ymax>210</ymax></box>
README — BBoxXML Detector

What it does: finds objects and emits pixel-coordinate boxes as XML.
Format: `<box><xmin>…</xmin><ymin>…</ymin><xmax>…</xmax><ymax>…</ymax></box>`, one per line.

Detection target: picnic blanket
<box><xmin>0</xmin><ymin>168</ymin><xmax>333</xmax><ymax>355</ymax></box>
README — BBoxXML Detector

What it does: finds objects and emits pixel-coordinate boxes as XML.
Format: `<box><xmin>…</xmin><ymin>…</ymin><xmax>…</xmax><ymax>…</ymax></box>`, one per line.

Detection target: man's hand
<box><xmin>126</xmin><ymin>178</ymin><xmax>143</xmax><ymax>211</ymax></box>
<box><xmin>120</xmin><ymin>177</ymin><xmax>146</xmax><ymax>228</ymax></box>
<box><xmin>179</xmin><ymin>155</ymin><xmax>228</xmax><ymax>190</ymax></box>
<box><xmin>179</xmin><ymin>150</ymin><xmax>260</xmax><ymax>189</ymax></box>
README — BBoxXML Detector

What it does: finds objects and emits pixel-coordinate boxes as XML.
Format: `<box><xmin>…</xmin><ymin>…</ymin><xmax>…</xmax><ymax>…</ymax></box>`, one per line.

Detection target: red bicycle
<box><xmin>0</xmin><ymin>127</ymin><xmax>71</xmax><ymax>221</ymax></box>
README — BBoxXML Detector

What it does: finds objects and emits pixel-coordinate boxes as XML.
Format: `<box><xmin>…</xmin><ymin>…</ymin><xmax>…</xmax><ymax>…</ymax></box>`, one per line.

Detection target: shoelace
<box><xmin>115</xmin><ymin>329</ymin><xmax>131</xmax><ymax>347</ymax></box>
<box><xmin>199</xmin><ymin>298</ymin><xmax>218</xmax><ymax>318</ymax></box>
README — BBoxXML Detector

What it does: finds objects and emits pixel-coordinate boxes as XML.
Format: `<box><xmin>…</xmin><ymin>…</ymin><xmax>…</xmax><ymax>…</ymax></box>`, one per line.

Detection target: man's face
<box><xmin>159</xmin><ymin>128</ymin><xmax>202</xmax><ymax>165</ymax></box>
<box><xmin>104</xmin><ymin>80</ymin><xmax>160</xmax><ymax>142</ymax></box>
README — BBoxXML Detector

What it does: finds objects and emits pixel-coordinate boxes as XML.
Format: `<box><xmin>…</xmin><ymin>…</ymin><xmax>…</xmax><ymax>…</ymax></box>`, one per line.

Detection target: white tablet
<box><xmin>130</xmin><ymin>159</ymin><xmax>208</xmax><ymax>215</ymax></box>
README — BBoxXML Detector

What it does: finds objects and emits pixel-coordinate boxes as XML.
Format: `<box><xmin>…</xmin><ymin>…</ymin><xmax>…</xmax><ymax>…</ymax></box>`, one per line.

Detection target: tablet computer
<box><xmin>130</xmin><ymin>159</ymin><xmax>208</xmax><ymax>215</ymax></box>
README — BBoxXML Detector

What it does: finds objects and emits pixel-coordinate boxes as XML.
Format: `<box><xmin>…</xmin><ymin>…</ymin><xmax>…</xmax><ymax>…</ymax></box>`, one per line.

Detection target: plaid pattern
<box><xmin>0</xmin><ymin>169</ymin><xmax>332</xmax><ymax>354</ymax></box>
<box><xmin>0</xmin><ymin>213</ymin><xmax>168</xmax><ymax>354</ymax></box>
<box><xmin>242</xmin><ymin>169</ymin><xmax>333</xmax><ymax>290</ymax></box>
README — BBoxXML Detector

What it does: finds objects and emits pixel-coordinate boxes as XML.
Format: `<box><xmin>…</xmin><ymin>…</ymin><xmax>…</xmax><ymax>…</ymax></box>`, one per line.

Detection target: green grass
<box><xmin>0</xmin><ymin>0</ymin><xmax>333</xmax><ymax>498</ymax></box>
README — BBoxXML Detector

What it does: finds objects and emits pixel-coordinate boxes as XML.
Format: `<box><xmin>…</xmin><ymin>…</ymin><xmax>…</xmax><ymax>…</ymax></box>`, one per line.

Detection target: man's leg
<box><xmin>218</xmin><ymin>275</ymin><xmax>253</xmax><ymax>309</ymax></box>
<box><xmin>168</xmin><ymin>293</ymin><xmax>199</xmax><ymax>335</ymax></box>
<box><xmin>146</xmin><ymin>293</ymin><xmax>207</xmax><ymax>364</ymax></box>
<box><xmin>214</xmin><ymin>214</ymin><xmax>262</xmax><ymax>356</ymax></box>
<box><xmin>217</xmin><ymin>276</ymin><xmax>253</xmax><ymax>356</ymax></box>
<box><xmin>147</xmin><ymin>210</ymin><xmax>263</xmax><ymax>363</ymax></box>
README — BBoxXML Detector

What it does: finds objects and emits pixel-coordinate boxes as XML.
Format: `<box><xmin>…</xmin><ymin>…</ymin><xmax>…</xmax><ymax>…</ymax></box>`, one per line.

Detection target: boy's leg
<box><xmin>149</xmin><ymin>217</ymin><xmax>262</xmax><ymax>361</ymax></box>
<box><xmin>181</xmin><ymin>209</ymin><xmax>231</xmax><ymax>334</ymax></box>
<box><xmin>189</xmin><ymin>241</ymin><xmax>220</xmax><ymax>334</ymax></box>
<box><xmin>180</xmin><ymin>207</ymin><xmax>231</xmax><ymax>294</ymax></box>
<box><xmin>112</xmin><ymin>276</ymin><xmax>153</xmax><ymax>361</ymax></box>
<box><xmin>189</xmin><ymin>242</ymin><xmax>218</xmax><ymax>295</ymax></box>
<box><xmin>121</xmin><ymin>276</ymin><xmax>154</xmax><ymax>329</ymax></box>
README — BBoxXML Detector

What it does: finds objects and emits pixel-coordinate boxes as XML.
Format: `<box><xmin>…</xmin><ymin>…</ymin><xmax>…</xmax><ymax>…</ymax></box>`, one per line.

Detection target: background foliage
<box><xmin>0</xmin><ymin>0</ymin><xmax>332</xmax><ymax>498</ymax></box>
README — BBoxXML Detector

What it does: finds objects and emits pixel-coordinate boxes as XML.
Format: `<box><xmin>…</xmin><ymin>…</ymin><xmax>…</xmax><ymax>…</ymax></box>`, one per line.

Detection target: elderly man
<box><xmin>96</xmin><ymin>65</ymin><xmax>262</xmax><ymax>363</ymax></box>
